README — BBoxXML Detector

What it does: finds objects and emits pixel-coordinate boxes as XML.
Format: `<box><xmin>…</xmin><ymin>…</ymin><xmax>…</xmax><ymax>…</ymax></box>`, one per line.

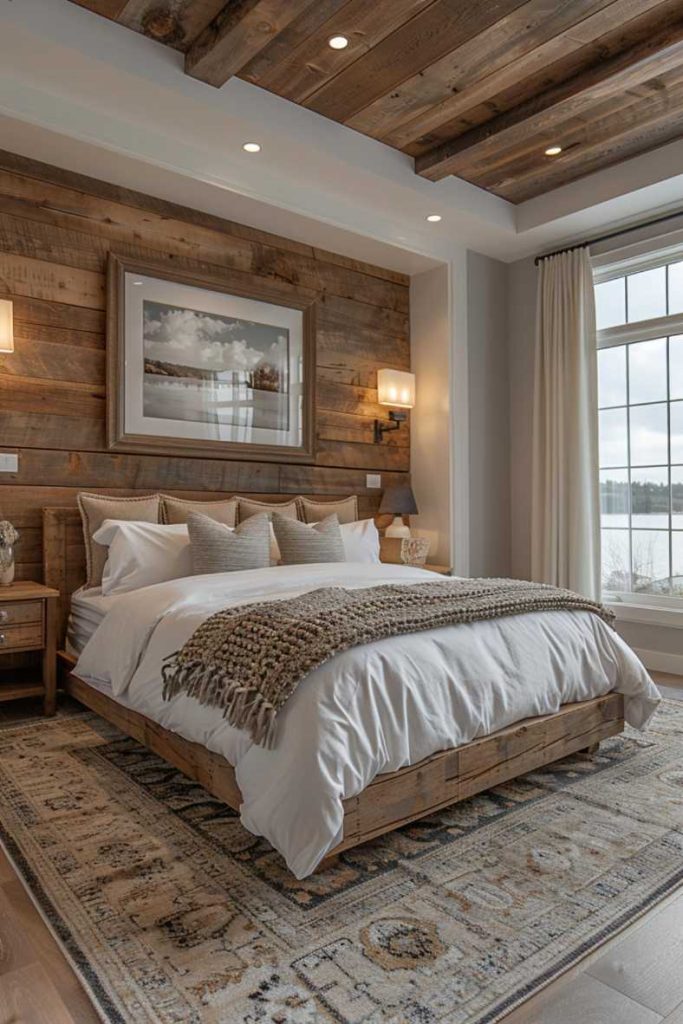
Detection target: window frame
<box><xmin>594</xmin><ymin>251</ymin><xmax>683</xmax><ymax>609</ymax></box>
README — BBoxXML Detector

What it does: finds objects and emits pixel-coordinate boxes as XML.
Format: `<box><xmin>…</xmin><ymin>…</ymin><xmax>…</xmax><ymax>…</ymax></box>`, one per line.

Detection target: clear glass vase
<box><xmin>0</xmin><ymin>544</ymin><xmax>14</xmax><ymax>586</ymax></box>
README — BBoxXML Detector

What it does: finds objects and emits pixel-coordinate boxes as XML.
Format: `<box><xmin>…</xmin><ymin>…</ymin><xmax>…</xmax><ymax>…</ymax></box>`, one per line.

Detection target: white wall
<box><xmin>410</xmin><ymin>251</ymin><xmax>512</xmax><ymax>578</ymax></box>
<box><xmin>467</xmin><ymin>251</ymin><xmax>511</xmax><ymax>577</ymax></box>
<box><xmin>616</xmin><ymin>620</ymin><xmax>683</xmax><ymax>675</ymax></box>
<box><xmin>507</xmin><ymin>256</ymin><xmax>538</xmax><ymax>580</ymax></box>
<box><xmin>410</xmin><ymin>265</ymin><xmax>453</xmax><ymax>568</ymax></box>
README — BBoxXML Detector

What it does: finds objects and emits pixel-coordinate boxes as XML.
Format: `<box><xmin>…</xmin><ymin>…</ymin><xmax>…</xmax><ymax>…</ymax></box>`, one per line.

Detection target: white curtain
<box><xmin>531</xmin><ymin>247</ymin><xmax>600</xmax><ymax>599</ymax></box>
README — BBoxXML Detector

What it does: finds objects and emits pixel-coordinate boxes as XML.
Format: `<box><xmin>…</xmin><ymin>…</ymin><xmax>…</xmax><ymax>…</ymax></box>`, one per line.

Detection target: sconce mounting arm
<box><xmin>374</xmin><ymin>410</ymin><xmax>407</xmax><ymax>444</ymax></box>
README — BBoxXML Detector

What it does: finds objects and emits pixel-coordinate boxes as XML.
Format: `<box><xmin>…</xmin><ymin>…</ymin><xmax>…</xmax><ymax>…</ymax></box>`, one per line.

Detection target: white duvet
<box><xmin>76</xmin><ymin>562</ymin><xmax>660</xmax><ymax>878</ymax></box>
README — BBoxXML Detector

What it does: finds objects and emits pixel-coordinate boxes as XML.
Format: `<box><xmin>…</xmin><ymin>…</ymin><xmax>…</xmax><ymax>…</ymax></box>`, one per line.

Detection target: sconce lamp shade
<box><xmin>0</xmin><ymin>300</ymin><xmax>13</xmax><ymax>354</ymax></box>
<box><xmin>377</xmin><ymin>368</ymin><xmax>415</xmax><ymax>409</ymax></box>
<box><xmin>379</xmin><ymin>484</ymin><xmax>418</xmax><ymax>516</ymax></box>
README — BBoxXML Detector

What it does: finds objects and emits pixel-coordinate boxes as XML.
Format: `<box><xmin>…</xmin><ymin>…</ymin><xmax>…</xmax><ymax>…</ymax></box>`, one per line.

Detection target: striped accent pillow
<box><xmin>272</xmin><ymin>513</ymin><xmax>345</xmax><ymax>565</ymax></box>
<box><xmin>186</xmin><ymin>512</ymin><xmax>271</xmax><ymax>575</ymax></box>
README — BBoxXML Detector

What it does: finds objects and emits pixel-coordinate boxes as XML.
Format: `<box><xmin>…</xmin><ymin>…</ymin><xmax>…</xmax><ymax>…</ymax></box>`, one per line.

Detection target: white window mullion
<box><xmin>594</xmin><ymin>247</ymin><xmax>683</xmax><ymax>609</ymax></box>
<box><xmin>592</xmin><ymin>235</ymin><xmax>683</xmax><ymax>281</ymax></box>
<box><xmin>598</xmin><ymin>311</ymin><xmax>683</xmax><ymax>350</ymax></box>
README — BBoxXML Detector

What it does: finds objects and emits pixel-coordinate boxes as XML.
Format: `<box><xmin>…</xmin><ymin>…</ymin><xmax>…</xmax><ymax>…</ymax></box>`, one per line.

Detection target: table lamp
<box><xmin>379</xmin><ymin>485</ymin><xmax>418</xmax><ymax>539</ymax></box>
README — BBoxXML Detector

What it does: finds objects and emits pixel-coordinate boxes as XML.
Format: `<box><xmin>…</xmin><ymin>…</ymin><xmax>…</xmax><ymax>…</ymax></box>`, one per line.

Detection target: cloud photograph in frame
<box><xmin>142</xmin><ymin>299</ymin><xmax>290</xmax><ymax>431</ymax></box>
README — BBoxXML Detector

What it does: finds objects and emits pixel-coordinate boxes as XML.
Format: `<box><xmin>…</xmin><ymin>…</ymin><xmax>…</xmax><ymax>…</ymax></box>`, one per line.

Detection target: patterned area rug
<box><xmin>1</xmin><ymin>703</ymin><xmax>683</xmax><ymax>1024</ymax></box>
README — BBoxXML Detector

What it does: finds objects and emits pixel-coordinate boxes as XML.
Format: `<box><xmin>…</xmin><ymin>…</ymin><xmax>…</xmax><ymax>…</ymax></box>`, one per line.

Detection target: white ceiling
<box><xmin>2</xmin><ymin>0</ymin><xmax>683</xmax><ymax>269</ymax></box>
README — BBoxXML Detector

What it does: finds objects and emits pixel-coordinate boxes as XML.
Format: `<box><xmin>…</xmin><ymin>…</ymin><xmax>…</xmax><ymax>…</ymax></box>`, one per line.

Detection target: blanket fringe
<box><xmin>162</xmin><ymin>657</ymin><xmax>278</xmax><ymax>749</ymax></box>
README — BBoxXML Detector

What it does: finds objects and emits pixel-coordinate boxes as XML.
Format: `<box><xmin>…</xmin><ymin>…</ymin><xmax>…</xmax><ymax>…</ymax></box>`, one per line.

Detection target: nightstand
<box><xmin>0</xmin><ymin>582</ymin><xmax>60</xmax><ymax>715</ymax></box>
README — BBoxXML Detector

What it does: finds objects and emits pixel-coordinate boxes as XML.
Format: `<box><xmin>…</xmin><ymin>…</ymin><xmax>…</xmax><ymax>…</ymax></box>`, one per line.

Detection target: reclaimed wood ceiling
<box><xmin>68</xmin><ymin>0</ymin><xmax>683</xmax><ymax>202</ymax></box>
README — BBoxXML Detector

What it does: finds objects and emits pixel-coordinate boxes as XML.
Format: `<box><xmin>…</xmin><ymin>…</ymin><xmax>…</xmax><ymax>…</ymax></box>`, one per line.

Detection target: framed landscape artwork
<box><xmin>106</xmin><ymin>254</ymin><xmax>316</xmax><ymax>463</ymax></box>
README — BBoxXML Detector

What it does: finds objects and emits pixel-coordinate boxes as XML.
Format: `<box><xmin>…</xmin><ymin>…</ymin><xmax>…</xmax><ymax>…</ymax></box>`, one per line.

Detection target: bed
<box><xmin>43</xmin><ymin>504</ymin><xmax>659</xmax><ymax>879</ymax></box>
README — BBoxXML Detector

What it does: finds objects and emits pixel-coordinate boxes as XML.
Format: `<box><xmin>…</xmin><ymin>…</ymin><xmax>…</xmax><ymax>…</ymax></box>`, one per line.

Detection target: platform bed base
<box><xmin>58</xmin><ymin>651</ymin><xmax>625</xmax><ymax>870</ymax></box>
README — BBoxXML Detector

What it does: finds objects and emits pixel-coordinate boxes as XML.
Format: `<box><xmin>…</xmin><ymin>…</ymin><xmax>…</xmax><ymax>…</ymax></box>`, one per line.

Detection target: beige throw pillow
<box><xmin>78</xmin><ymin>492</ymin><xmax>161</xmax><ymax>589</ymax></box>
<box><xmin>187</xmin><ymin>512</ymin><xmax>271</xmax><ymax>575</ymax></box>
<box><xmin>236</xmin><ymin>497</ymin><xmax>300</xmax><ymax>523</ymax></box>
<box><xmin>272</xmin><ymin>513</ymin><xmax>345</xmax><ymax>565</ymax></box>
<box><xmin>299</xmin><ymin>495</ymin><xmax>359</xmax><ymax>525</ymax></box>
<box><xmin>161</xmin><ymin>495</ymin><xmax>237</xmax><ymax>527</ymax></box>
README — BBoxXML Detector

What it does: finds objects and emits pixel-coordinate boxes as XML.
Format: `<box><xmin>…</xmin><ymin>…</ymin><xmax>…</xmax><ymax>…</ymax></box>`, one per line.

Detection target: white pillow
<box><xmin>340</xmin><ymin>518</ymin><xmax>380</xmax><ymax>563</ymax></box>
<box><xmin>95</xmin><ymin>519</ymin><xmax>282</xmax><ymax>594</ymax></box>
<box><xmin>95</xmin><ymin>520</ymin><xmax>192</xmax><ymax>596</ymax></box>
<box><xmin>94</xmin><ymin>518</ymin><xmax>374</xmax><ymax>593</ymax></box>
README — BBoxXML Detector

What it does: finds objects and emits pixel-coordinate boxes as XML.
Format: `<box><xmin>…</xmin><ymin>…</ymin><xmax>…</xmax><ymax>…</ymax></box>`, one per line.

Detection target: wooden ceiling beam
<box><xmin>494</xmin><ymin>85</ymin><xmax>683</xmax><ymax>202</ymax></box>
<box><xmin>185</xmin><ymin>0</ymin><xmax>315</xmax><ymax>87</ymax></box>
<box><xmin>415</xmin><ymin>18</ymin><xmax>683</xmax><ymax>181</ymax></box>
<box><xmin>69</xmin><ymin>0</ymin><xmax>128</xmax><ymax>15</ymax></box>
<box><xmin>118</xmin><ymin>0</ymin><xmax>225</xmax><ymax>50</ymax></box>
<box><xmin>114</xmin><ymin>0</ymin><xmax>227</xmax><ymax>50</ymax></box>
<box><xmin>468</xmin><ymin>63</ymin><xmax>683</xmax><ymax>190</ymax></box>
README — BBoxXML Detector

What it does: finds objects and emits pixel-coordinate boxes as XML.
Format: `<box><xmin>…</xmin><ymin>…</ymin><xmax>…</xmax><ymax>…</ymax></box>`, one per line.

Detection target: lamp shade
<box><xmin>377</xmin><ymin>368</ymin><xmax>415</xmax><ymax>409</ymax></box>
<box><xmin>0</xmin><ymin>299</ymin><xmax>13</xmax><ymax>354</ymax></box>
<box><xmin>379</xmin><ymin>485</ymin><xmax>418</xmax><ymax>516</ymax></box>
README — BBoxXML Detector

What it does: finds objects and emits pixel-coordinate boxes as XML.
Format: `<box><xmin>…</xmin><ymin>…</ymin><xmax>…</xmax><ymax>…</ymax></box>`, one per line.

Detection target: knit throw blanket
<box><xmin>161</xmin><ymin>578</ymin><xmax>614</xmax><ymax>749</ymax></box>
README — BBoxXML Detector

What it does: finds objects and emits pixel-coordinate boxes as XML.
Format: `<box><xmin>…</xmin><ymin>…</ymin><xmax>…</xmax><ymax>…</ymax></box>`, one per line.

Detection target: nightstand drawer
<box><xmin>0</xmin><ymin>623</ymin><xmax>44</xmax><ymax>651</ymax></box>
<box><xmin>0</xmin><ymin>600</ymin><xmax>44</xmax><ymax>626</ymax></box>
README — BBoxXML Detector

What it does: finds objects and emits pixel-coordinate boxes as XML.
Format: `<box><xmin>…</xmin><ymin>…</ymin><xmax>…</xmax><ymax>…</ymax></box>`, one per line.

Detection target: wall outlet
<box><xmin>366</xmin><ymin>473</ymin><xmax>381</xmax><ymax>489</ymax></box>
<box><xmin>0</xmin><ymin>453</ymin><xmax>18</xmax><ymax>473</ymax></box>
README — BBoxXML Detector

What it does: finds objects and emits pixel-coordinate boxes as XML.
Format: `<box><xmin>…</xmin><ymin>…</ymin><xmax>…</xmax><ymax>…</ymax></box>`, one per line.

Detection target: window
<box><xmin>595</xmin><ymin>254</ymin><xmax>683</xmax><ymax>604</ymax></box>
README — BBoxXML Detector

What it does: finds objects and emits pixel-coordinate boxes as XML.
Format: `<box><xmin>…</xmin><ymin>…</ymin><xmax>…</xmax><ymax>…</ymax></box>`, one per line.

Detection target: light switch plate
<box><xmin>366</xmin><ymin>473</ymin><xmax>381</xmax><ymax>489</ymax></box>
<box><xmin>0</xmin><ymin>453</ymin><xmax>18</xmax><ymax>473</ymax></box>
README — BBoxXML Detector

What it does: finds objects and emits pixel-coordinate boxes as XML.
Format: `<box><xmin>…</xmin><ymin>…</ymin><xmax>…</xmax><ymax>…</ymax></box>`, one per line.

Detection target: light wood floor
<box><xmin>0</xmin><ymin>674</ymin><xmax>680</xmax><ymax>1024</ymax></box>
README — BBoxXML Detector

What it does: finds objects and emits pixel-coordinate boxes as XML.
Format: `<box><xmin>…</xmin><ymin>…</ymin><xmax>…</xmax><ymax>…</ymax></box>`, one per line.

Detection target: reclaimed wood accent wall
<box><xmin>0</xmin><ymin>150</ymin><xmax>410</xmax><ymax>583</ymax></box>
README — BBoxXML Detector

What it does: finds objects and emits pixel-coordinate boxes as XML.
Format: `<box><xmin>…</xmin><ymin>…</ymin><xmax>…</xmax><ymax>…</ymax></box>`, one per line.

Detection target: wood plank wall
<box><xmin>0</xmin><ymin>150</ymin><xmax>410</xmax><ymax>583</ymax></box>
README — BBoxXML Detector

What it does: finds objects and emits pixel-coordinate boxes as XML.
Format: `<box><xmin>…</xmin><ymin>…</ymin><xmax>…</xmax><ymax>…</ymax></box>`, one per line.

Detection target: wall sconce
<box><xmin>0</xmin><ymin>299</ymin><xmax>13</xmax><ymax>354</ymax></box>
<box><xmin>374</xmin><ymin>368</ymin><xmax>415</xmax><ymax>443</ymax></box>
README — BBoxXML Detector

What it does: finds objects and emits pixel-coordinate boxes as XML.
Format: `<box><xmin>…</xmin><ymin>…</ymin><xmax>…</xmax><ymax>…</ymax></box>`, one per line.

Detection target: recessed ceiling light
<box><xmin>426</xmin><ymin>214</ymin><xmax>442</xmax><ymax>223</ymax></box>
<box><xmin>545</xmin><ymin>145</ymin><xmax>562</xmax><ymax>156</ymax></box>
<box><xmin>328</xmin><ymin>35</ymin><xmax>349</xmax><ymax>49</ymax></box>
<box><xmin>243</xmin><ymin>142</ymin><xmax>261</xmax><ymax>153</ymax></box>
<box><xmin>132</xmin><ymin>280</ymin><xmax>143</xmax><ymax>286</ymax></box>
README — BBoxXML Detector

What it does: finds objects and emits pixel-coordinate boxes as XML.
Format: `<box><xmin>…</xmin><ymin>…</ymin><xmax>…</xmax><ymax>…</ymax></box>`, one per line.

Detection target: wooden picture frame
<box><xmin>106</xmin><ymin>254</ymin><xmax>316</xmax><ymax>463</ymax></box>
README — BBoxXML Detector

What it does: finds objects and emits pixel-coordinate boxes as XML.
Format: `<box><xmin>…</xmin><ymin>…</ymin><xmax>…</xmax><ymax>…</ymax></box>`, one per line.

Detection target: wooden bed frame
<box><xmin>44</xmin><ymin>505</ymin><xmax>626</xmax><ymax>868</ymax></box>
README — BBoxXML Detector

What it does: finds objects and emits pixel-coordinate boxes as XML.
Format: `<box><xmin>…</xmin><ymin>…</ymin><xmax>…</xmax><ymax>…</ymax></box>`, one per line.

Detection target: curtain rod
<box><xmin>534</xmin><ymin>208</ymin><xmax>683</xmax><ymax>266</ymax></box>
